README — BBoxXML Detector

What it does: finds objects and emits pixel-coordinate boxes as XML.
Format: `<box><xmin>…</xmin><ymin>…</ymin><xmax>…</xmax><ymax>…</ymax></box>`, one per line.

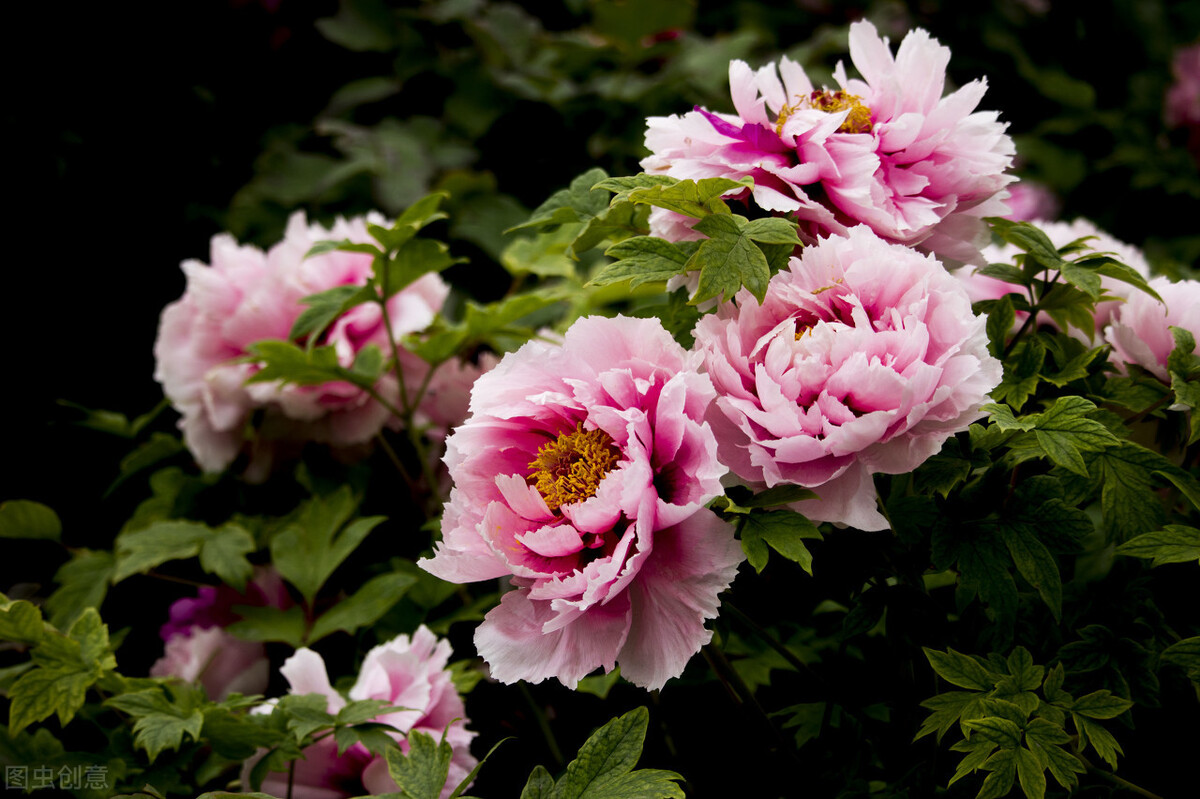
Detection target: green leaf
<box><xmin>381</xmin><ymin>238</ymin><xmax>462</xmax><ymax>299</ymax></box>
<box><xmin>569</xmin><ymin>201</ymin><xmax>649</xmax><ymax>257</ymax></box>
<box><xmin>226</xmin><ymin>605</ymin><xmax>308</xmax><ymax>647</ymax></box>
<box><xmin>1014</xmin><ymin>746</ymin><xmax>1046</xmax><ymax>799</ymax></box>
<box><xmin>963</xmin><ymin>717</ymin><xmax>1022</xmax><ymax>748</ymax></box>
<box><xmin>502</xmin><ymin>225</ymin><xmax>580</xmax><ymax>278</ymax></box>
<box><xmin>1005</xmin><ymin>648</ymin><xmax>1044</xmax><ymax>692</ymax></box>
<box><xmin>448</xmin><ymin>736</ymin><xmax>512</xmax><ymax>799</ymax></box>
<box><xmin>289</xmin><ymin>284</ymin><xmax>376</xmax><ymax>346</ymax></box>
<box><xmin>1027</xmin><ymin>396</ymin><xmax>1120</xmax><ymax>476</ymax></box>
<box><xmin>8</xmin><ymin>662</ymin><xmax>97</xmax><ymax>733</ymax></box>
<box><xmin>986</xmin><ymin>295</ymin><xmax>1017</xmax><ymax>356</ymax></box>
<box><xmin>739</xmin><ymin>485</ymin><xmax>818</xmax><ymax>508</ymax></box>
<box><xmin>0</xmin><ymin>500</ymin><xmax>62</xmax><ymax>541</ymax></box>
<box><xmin>576</xmin><ymin>668</ymin><xmax>623</xmax><ymax>700</ymax></box>
<box><xmin>106</xmin><ymin>688</ymin><xmax>205</xmax><ymax>761</ymax></box>
<box><xmin>1074</xmin><ymin>715</ymin><xmax>1123</xmax><ymax>769</ymax></box>
<box><xmin>593</xmin><ymin>173</ymin><xmax>679</xmax><ymax>203</ymax></box>
<box><xmin>1160</xmin><ymin>637</ymin><xmax>1200</xmax><ymax>680</ymax></box>
<box><xmin>916</xmin><ymin>691</ymin><xmax>980</xmax><ymax>742</ymax></box>
<box><xmin>519</xmin><ymin>765</ymin><xmax>557</xmax><ymax>799</ymax></box>
<box><xmin>925</xmin><ymin>648</ymin><xmax>1000</xmax><ymax>691</ymax></box>
<box><xmin>1069</xmin><ymin>690</ymin><xmax>1133</xmax><ymax>720</ymax></box>
<box><xmin>337</xmin><ymin>698</ymin><xmax>402</xmax><ymax>726</ymax></box>
<box><xmin>1026</xmin><ymin>738</ymin><xmax>1084</xmax><ymax>790</ymax></box>
<box><xmin>244</xmin><ymin>340</ymin><xmax>374</xmax><ymax>390</ymax></box>
<box><xmin>689</xmin><ymin>214</ymin><xmax>773</xmax><ymax>304</ymax></box>
<box><xmin>0</xmin><ymin>598</ymin><xmax>44</xmax><ymax>645</ymax></box>
<box><xmin>623</xmin><ymin>176</ymin><xmax>751</xmax><ymax>219</ymax></box>
<box><xmin>277</xmin><ymin>693</ymin><xmax>336</xmax><ymax>742</ymax></box>
<box><xmin>556</xmin><ymin>705</ymin><xmax>681</xmax><ymax>791</ymax></box>
<box><xmin>1091</xmin><ymin>442</ymin><xmax>1171</xmax><ymax>543</ymax></box>
<box><xmin>335</xmin><ymin>722</ymin><xmax>401</xmax><ymax>757</ymax></box>
<box><xmin>112</xmin><ymin>517</ymin><xmax>196</xmax><ymax>576</ymax></box>
<box><xmin>997</xmin><ymin>523</ymin><xmax>1062</xmax><ymax>620</ymax></box>
<box><xmin>509</xmin><ymin>168</ymin><xmax>611</xmax><ymax>233</ymax></box>
<box><xmin>1114</xmin><ymin>525</ymin><xmax>1200</xmax><ymax>566</ymax></box>
<box><xmin>202</xmin><ymin>708</ymin><xmax>286</xmax><ymax>760</ymax></box>
<box><xmin>385</xmin><ymin>730</ymin><xmax>453</xmax><ymax>799</ymax></box>
<box><xmin>738</xmin><ymin>510</ymin><xmax>821</xmax><ymax>574</ymax></box>
<box><xmin>198</xmin><ymin>525</ymin><xmax>257</xmax><ymax>592</ymax></box>
<box><xmin>590</xmin><ymin>236</ymin><xmax>689</xmax><ymax>288</ymax></box>
<box><xmin>1041</xmin><ymin>663</ymin><xmax>1070</xmax><ymax>704</ymax></box>
<box><xmin>270</xmin><ymin>487</ymin><xmax>385</xmax><ymax>604</ymax></box>
<box><xmin>976</xmin><ymin>748</ymin><xmax>1017</xmax><ymax>799</ymax></box>
<box><xmin>307</xmin><ymin>571</ymin><xmax>418</xmax><ymax>643</ymax></box>
<box><xmin>407</xmin><ymin>289</ymin><xmax>564</xmax><ymax>365</ymax></box>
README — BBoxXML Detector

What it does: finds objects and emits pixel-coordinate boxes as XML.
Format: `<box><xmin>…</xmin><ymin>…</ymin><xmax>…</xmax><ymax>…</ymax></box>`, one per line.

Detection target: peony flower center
<box><xmin>527</xmin><ymin>423</ymin><xmax>620</xmax><ymax>511</ymax></box>
<box><xmin>777</xmin><ymin>90</ymin><xmax>874</xmax><ymax>135</ymax></box>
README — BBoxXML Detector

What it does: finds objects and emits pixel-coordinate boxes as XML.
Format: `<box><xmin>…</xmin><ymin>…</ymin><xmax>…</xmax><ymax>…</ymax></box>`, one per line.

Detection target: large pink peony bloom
<box><xmin>154</xmin><ymin>211</ymin><xmax>451</xmax><ymax>476</ymax></box>
<box><xmin>695</xmin><ymin>226</ymin><xmax>1001</xmax><ymax>531</ymax></box>
<box><xmin>244</xmin><ymin>627</ymin><xmax>476</xmax><ymax>799</ymax></box>
<box><xmin>642</xmin><ymin>20</ymin><xmax>1014</xmax><ymax>266</ymax></box>
<box><xmin>419</xmin><ymin>316</ymin><xmax>742</xmax><ymax>690</ymax></box>
<box><xmin>1105</xmin><ymin>276</ymin><xmax>1200</xmax><ymax>381</ymax></box>
<box><xmin>151</xmin><ymin>568</ymin><xmax>291</xmax><ymax>700</ymax></box>
<box><xmin>958</xmin><ymin>218</ymin><xmax>1153</xmax><ymax>337</ymax></box>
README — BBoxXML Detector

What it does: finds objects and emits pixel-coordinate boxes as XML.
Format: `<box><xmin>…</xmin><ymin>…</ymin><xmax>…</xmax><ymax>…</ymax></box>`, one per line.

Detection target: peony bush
<box><xmin>4</xmin><ymin>4</ymin><xmax>1199</xmax><ymax>799</ymax></box>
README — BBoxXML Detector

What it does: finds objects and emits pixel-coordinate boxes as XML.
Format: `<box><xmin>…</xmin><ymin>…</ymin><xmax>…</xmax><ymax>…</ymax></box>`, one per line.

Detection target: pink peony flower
<box><xmin>1003</xmin><ymin>181</ymin><xmax>1060</xmax><ymax>223</ymax></box>
<box><xmin>641</xmin><ymin>20</ymin><xmax>1014</xmax><ymax>266</ymax></box>
<box><xmin>959</xmin><ymin>218</ymin><xmax>1153</xmax><ymax>337</ymax></box>
<box><xmin>419</xmin><ymin>315</ymin><xmax>743</xmax><ymax>690</ymax></box>
<box><xmin>154</xmin><ymin>211</ymin><xmax>449</xmax><ymax>476</ymax></box>
<box><xmin>151</xmin><ymin>568</ymin><xmax>291</xmax><ymax>700</ymax></box>
<box><xmin>1105</xmin><ymin>276</ymin><xmax>1200</xmax><ymax>381</ymax></box>
<box><xmin>244</xmin><ymin>627</ymin><xmax>476</xmax><ymax>799</ymax></box>
<box><xmin>694</xmin><ymin>226</ymin><xmax>1001</xmax><ymax>531</ymax></box>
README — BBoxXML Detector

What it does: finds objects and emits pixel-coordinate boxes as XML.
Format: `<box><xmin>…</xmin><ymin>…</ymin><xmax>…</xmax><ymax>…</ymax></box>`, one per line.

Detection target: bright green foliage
<box><xmin>518</xmin><ymin>708</ymin><xmax>685</xmax><ymax>799</ymax></box>
<box><xmin>920</xmin><ymin>647</ymin><xmax>1134</xmax><ymax>798</ymax></box>
<box><xmin>405</xmin><ymin>288</ymin><xmax>566</xmax><ymax>366</ymax></box>
<box><xmin>385</xmin><ymin>729</ymin><xmax>455</xmax><ymax>799</ymax></box>
<box><xmin>5</xmin><ymin>603</ymin><xmax>116</xmax><ymax>735</ymax></box>
<box><xmin>105</xmin><ymin>685</ymin><xmax>206</xmax><ymax>761</ymax></box>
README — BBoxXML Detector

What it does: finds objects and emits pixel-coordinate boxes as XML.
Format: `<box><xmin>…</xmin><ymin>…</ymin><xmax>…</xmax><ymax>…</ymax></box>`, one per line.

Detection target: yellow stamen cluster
<box><xmin>527</xmin><ymin>423</ymin><xmax>620</xmax><ymax>511</ymax></box>
<box><xmin>775</xmin><ymin>90</ymin><xmax>874</xmax><ymax>136</ymax></box>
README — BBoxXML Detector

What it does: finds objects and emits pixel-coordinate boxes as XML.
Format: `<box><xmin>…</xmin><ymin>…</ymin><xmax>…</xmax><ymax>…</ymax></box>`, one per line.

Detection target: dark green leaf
<box><xmin>738</xmin><ymin>510</ymin><xmax>821</xmax><ymax>574</ymax></box>
<box><xmin>916</xmin><ymin>691</ymin><xmax>980</xmax><ymax>743</ymax></box>
<box><xmin>557</xmin><ymin>707</ymin><xmax>649</xmax><ymax>799</ymax></box>
<box><xmin>335</xmin><ymin>722</ymin><xmax>401</xmax><ymax>757</ymax></box>
<box><xmin>277</xmin><ymin>693</ymin><xmax>336</xmax><ymax>742</ymax></box>
<box><xmin>998</xmin><ymin>523</ymin><xmax>1062</xmax><ymax>620</ymax></box>
<box><xmin>381</xmin><ymin>238</ymin><xmax>462</xmax><ymax>299</ymax></box>
<box><xmin>519</xmin><ymin>765</ymin><xmax>557</xmax><ymax>799</ymax></box>
<box><xmin>924</xmin><ymin>648</ymin><xmax>999</xmax><ymax>691</ymax></box>
<box><xmin>1074</xmin><ymin>715</ymin><xmax>1123</xmax><ymax>769</ymax></box>
<box><xmin>0</xmin><ymin>500</ymin><xmax>62</xmax><ymax>541</ymax></box>
<box><xmin>976</xmin><ymin>748</ymin><xmax>1017</xmax><ymax>799</ymax></box>
<box><xmin>308</xmin><ymin>571</ymin><xmax>418</xmax><ymax>643</ymax></box>
<box><xmin>689</xmin><ymin>214</ymin><xmax>771</xmax><ymax>304</ymax></box>
<box><xmin>1027</xmin><ymin>396</ymin><xmax>1120</xmax><ymax>476</ymax></box>
<box><xmin>1069</xmin><ymin>690</ymin><xmax>1133</xmax><ymax>720</ymax></box>
<box><xmin>0</xmin><ymin>598</ymin><xmax>43</xmax><ymax>645</ymax></box>
<box><xmin>112</xmin><ymin>520</ymin><xmax>209</xmax><ymax>583</ymax></box>
<box><xmin>226</xmin><ymin>606</ymin><xmax>308</xmax><ymax>647</ymax></box>
<box><xmin>1114</xmin><ymin>525</ymin><xmax>1200</xmax><ymax>566</ymax></box>
<box><xmin>963</xmin><ymin>717</ymin><xmax>1022</xmax><ymax>748</ymax></box>
<box><xmin>198</xmin><ymin>524</ymin><xmax>256</xmax><ymax>591</ymax></box>
<box><xmin>1014</xmin><ymin>746</ymin><xmax>1046</xmax><ymax>799</ymax></box>
<box><xmin>1160</xmin><ymin>637</ymin><xmax>1200</xmax><ymax>680</ymax></box>
<box><xmin>270</xmin><ymin>487</ymin><xmax>384</xmax><ymax>604</ymax></box>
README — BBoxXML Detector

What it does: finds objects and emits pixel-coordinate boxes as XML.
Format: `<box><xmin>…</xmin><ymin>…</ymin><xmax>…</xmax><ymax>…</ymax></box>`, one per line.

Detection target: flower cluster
<box><xmin>154</xmin><ymin>212</ymin><xmax>474</xmax><ymax>478</ymax></box>
<box><xmin>642</xmin><ymin>20</ymin><xmax>1014</xmax><ymax>266</ymax></box>
<box><xmin>245</xmin><ymin>627</ymin><xmax>476</xmax><ymax>799</ymax></box>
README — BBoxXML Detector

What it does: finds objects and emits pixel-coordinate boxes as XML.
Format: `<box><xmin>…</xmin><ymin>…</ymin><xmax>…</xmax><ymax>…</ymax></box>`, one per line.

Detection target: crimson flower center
<box><xmin>527</xmin><ymin>423</ymin><xmax>620</xmax><ymax>511</ymax></box>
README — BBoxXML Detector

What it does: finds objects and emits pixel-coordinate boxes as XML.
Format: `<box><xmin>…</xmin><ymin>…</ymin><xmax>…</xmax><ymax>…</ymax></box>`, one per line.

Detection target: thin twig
<box><xmin>1078</xmin><ymin>754</ymin><xmax>1165</xmax><ymax>799</ymax></box>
